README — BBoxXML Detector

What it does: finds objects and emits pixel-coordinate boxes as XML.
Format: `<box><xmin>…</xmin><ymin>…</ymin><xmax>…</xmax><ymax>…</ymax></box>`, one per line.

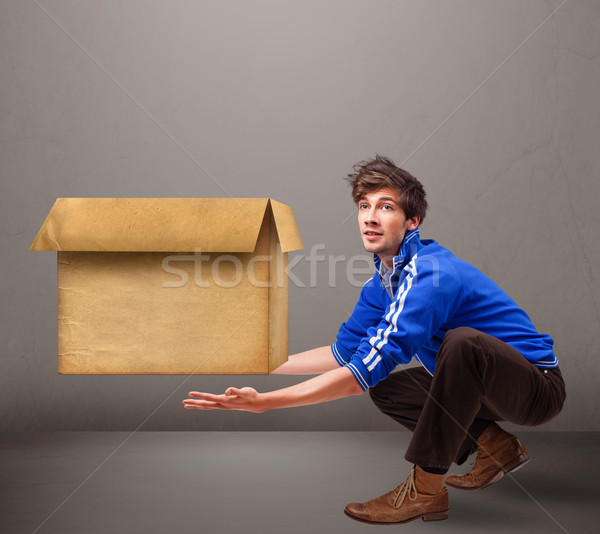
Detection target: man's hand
<box><xmin>182</xmin><ymin>367</ymin><xmax>363</xmax><ymax>414</ymax></box>
<box><xmin>183</xmin><ymin>387</ymin><xmax>266</xmax><ymax>413</ymax></box>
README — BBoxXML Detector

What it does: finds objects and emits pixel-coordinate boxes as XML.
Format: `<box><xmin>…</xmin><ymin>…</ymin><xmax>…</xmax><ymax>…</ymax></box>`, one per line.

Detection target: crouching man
<box><xmin>183</xmin><ymin>155</ymin><xmax>566</xmax><ymax>525</ymax></box>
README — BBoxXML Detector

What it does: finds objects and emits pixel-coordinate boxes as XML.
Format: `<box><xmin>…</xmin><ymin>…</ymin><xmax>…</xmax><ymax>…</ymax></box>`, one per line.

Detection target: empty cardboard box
<box><xmin>30</xmin><ymin>198</ymin><xmax>303</xmax><ymax>374</ymax></box>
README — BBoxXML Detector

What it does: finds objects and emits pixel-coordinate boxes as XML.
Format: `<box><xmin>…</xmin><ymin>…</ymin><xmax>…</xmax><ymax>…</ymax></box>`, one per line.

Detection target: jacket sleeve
<box><xmin>331</xmin><ymin>276</ymin><xmax>387</xmax><ymax>367</ymax></box>
<box><xmin>344</xmin><ymin>253</ymin><xmax>462</xmax><ymax>391</ymax></box>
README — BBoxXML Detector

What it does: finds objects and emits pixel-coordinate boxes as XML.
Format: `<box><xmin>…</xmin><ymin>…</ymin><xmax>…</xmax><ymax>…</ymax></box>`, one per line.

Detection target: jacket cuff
<box><xmin>344</xmin><ymin>361</ymin><xmax>370</xmax><ymax>391</ymax></box>
<box><xmin>331</xmin><ymin>342</ymin><xmax>352</xmax><ymax>366</ymax></box>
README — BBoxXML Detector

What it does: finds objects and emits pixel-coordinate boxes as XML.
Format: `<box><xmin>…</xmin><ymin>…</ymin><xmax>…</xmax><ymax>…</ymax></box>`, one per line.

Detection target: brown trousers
<box><xmin>369</xmin><ymin>327</ymin><xmax>566</xmax><ymax>469</ymax></box>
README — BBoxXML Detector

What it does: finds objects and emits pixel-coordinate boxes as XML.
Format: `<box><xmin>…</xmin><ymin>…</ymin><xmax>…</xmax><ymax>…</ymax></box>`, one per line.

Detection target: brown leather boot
<box><xmin>445</xmin><ymin>422</ymin><xmax>530</xmax><ymax>491</ymax></box>
<box><xmin>344</xmin><ymin>466</ymin><xmax>449</xmax><ymax>524</ymax></box>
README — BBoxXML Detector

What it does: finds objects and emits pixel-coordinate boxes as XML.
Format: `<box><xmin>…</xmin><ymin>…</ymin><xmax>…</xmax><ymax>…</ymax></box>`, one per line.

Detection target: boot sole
<box><xmin>445</xmin><ymin>452</ymin><xmax>531</xmax><ymax>491</ymax></box>
<box><xmin>344</xmin><ymin>508</ymin><xmax>449</xmax><ymax>525</ymax></box>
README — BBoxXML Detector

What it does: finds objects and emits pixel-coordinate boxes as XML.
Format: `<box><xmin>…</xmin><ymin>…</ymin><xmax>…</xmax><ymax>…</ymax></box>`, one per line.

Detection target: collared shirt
<box><xmin>378</xmin><ymin>262</ymin><xmax>394</xmax><ymax>299</ymax></box>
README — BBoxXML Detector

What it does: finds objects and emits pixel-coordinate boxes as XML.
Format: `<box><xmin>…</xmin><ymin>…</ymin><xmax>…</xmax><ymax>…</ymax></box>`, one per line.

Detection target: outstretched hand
<box><xmin>182</xmin><ymin>387</ymin><xmax>266</xmax><ymax>413</ymax></box>
<box><xmin>183</xmin><ymin>367</ymin><xmax>361</xmax><ymax>414</ymax></box>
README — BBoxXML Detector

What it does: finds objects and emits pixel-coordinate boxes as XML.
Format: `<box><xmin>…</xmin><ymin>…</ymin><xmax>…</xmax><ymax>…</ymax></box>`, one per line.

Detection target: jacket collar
<box><xmin>374</xmin><ymin>227</ymin><xmax>422</xmax><ymax>278</ymax></box>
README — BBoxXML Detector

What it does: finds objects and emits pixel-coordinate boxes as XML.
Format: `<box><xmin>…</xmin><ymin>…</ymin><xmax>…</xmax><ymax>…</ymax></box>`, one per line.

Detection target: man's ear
<box><xmin>406</xmin><ymin>216</ymin><xmax>420</xmax><ymax>231</ymax></box>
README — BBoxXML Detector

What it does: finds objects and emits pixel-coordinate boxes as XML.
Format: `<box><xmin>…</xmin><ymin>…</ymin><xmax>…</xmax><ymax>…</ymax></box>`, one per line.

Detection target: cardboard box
<box><xmin>30</xmin><ymin>198</ymin><xmax>303</xmax><ymax>374</ymax></box>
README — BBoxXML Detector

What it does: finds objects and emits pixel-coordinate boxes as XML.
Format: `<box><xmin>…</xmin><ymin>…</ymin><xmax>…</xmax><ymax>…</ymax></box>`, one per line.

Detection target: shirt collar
<box><xmin>374</xmin><ymin>227</ymin><xmax>422</xmax><ymax>277</ymax></box>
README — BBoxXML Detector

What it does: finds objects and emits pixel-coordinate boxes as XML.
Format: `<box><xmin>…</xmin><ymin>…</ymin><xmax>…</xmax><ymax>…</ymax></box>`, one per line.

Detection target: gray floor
<box><xmin>1</xmin><ymin>432</ymin><xmax>598</xmax><ymax>534</ymax></box>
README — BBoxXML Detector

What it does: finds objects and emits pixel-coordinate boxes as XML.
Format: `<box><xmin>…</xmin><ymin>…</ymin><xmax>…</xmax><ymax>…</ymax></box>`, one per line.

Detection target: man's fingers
<box><xmin>183</xmin><ymin>389</ymin><xmax>243</xmax><ymax>409</ymax></box>
<box><xmin>182</xmin><ymin>399</ymin><xmax>227</xmax><ymax>410</ymax></box>
<box><xmin>188</xmin><ymin>391</ymin><xmax>232</xmax><ymax>402</ymax></box>
<box><xmin>184</xmin><ymin>387</ymin><xmax>258</xmax><ymax>412</ymax></box>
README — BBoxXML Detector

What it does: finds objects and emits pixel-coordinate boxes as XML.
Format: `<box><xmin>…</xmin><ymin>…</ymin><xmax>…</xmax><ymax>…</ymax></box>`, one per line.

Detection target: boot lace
<box><xmin>392</xmin><ymin>467</ymin><xmax>418</xmax><ymax>509</ymax></box>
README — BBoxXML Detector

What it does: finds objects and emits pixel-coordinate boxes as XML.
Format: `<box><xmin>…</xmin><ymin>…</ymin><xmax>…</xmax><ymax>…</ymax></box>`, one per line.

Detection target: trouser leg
<box><xmin>370</xmin><ymin>366</ymin><xmax>496</xmax><ymax>464</ymax></box>
<box><xmin>403</xmin><ymin>327</ymin><xmax>566</xmax><ymax>469</ymax></box>
<box><xmin>369</xmin><ymin>366</ymin><xmax>432</xmax><ymax>432</ymax></box>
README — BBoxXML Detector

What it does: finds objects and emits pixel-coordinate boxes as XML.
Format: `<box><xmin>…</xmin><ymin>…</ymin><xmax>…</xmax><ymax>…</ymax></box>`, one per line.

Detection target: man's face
<box><xmin>358</xmin><ymin>188</ymin><xmax>420</xmax><ymax>268</ymax></box>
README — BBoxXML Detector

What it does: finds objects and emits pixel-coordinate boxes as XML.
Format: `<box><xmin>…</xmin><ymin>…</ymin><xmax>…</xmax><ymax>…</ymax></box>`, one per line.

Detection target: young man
<box><xmin>183</xmin><ymin>155</ymin><xmax>566</xmax><ymax>525</ymax></box>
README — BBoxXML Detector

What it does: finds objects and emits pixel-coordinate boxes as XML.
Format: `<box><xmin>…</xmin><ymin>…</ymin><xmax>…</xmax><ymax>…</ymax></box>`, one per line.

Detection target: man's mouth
<box><xmin>364</xmin><ymin>231</ymin><xmax>383</xmax><ymax>241</ymax></box>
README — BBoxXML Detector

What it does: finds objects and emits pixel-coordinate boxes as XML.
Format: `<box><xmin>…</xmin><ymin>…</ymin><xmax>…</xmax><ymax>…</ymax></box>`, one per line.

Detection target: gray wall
<box><xmin>1</xmin><ymin>0</ymin><xmax>598</xmax><ymax>431</ymax></box>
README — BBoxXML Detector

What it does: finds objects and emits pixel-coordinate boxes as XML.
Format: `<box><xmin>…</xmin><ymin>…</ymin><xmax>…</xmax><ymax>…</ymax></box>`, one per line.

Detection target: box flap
<box><xmin>268</xmin><ymin>199</ymin><xmax>304</xmax><ymax>253</ymax></box>
<box><xmin>29</xmin><ymin>198</ymin><xmax>275</xmax><ymax>252</ymax></box>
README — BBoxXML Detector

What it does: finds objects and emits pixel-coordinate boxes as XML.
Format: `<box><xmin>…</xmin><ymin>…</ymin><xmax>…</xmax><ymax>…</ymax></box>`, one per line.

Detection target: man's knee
<box><xmin>369</xmin><ymin>368</ymin><xmax>428</xmax><ymax>406</ymax></box>
<box><xmin>438</xmin><ymin>327</ymin><xmax>485</xmax><ymax>365</ymax></box>
<box><xmin>443</xmin><ymin>327</ymin><xmax>481</xmax><ymax>345</ymax></box>
<box><xmin>369</xmin><ymin>380</ymin><xmax>388</xmax><ymax>406</ymax></box>
<box><xmin>368</xmin><ymin>373</ymin><xmax>407</xmax><ymax>407</ymax></box>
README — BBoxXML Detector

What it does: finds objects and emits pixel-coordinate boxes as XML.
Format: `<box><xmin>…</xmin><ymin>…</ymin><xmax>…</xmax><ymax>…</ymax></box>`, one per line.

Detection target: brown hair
<box><xmin>345</xmin><ymin>155</ymin><xmax>428</xmax><ymax>224</ymax></box>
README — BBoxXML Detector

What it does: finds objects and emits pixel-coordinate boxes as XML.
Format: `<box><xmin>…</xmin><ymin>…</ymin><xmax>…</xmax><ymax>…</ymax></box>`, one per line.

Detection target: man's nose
<box><xmin>364</xmin><ymin>208</ymin><xmax>379</xmax><ymax>224</ymax></box>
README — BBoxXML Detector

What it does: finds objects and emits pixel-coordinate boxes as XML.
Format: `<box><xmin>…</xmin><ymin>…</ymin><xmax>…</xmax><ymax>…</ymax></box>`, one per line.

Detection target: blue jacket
<box><xmin>332</xmin><ymin>228</ymin><xmax>558</xmax><ymax>391</ymax></box>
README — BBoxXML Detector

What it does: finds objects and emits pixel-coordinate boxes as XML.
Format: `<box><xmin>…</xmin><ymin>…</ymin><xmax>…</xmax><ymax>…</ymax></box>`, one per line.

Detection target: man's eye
<box><xmin>359</xmin><ymin>204</ymin><xmax>368</xmax><ymax>209</ymax></box>
<box><xmin>382</xmin><ymin>205</ymin><xmax>393</xmax><ymax>210</ymax></box>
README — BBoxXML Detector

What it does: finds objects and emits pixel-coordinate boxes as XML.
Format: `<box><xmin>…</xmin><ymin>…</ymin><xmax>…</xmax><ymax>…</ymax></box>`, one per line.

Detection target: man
<box><xmin>183</xmin><ymin>155</ymin><xmax>566</xmax><ymax>525</ymax></box>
